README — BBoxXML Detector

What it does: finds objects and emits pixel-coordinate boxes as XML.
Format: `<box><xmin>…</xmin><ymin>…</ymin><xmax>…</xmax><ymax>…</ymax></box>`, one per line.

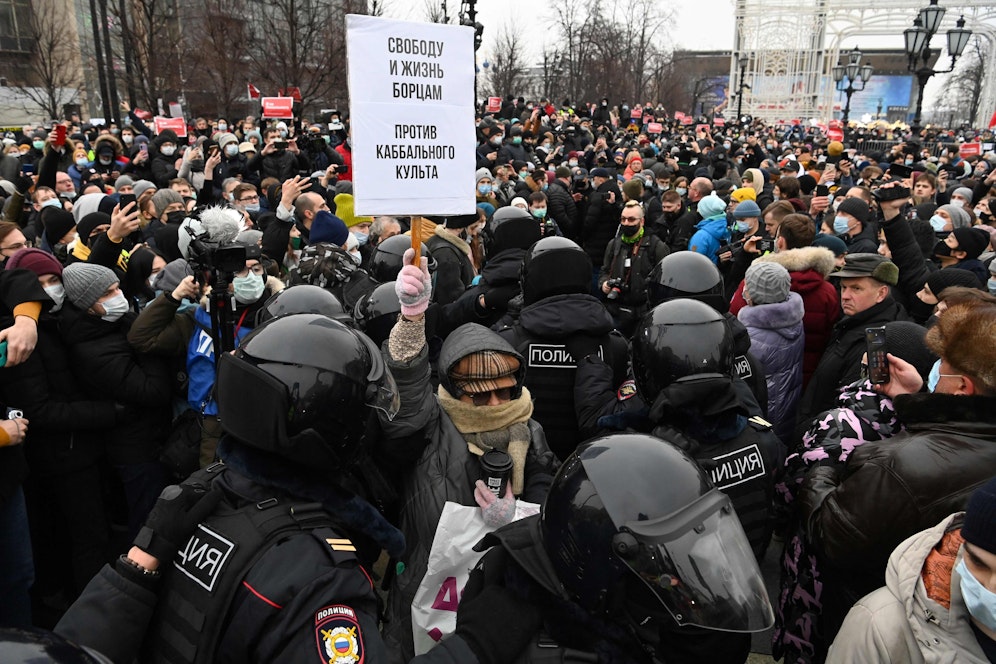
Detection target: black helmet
<box><xmin>254</xmin><ymin>284</ymin><xmax>352</xmax><ymax>327</ymax></box>
<box><xmin>647</xmin><ymin>251</ymin><xmax>728</xmax><ymax>313</ymax></box>
<box><xmin>368</xmin><ymin>235</ymin><xmax>435</xmax><ymax>283</ymax></box>
<box><xmin>541</xmin><ymin>433</ymin><xmax>773</xmax><ymax>632</ymax></box>
<box><xmin>520</xmin><ymin>236</ymin><xmax>592</xmax><ymax>306</ymax></box>
<box><xmin>216</xmin><ymin>314</ymin><xmax>399</xmax><ymax>471</ymax></box>
<box><xmin>631</xmin><ymin>299</ymin><xmax>733</xmax><ymax>403</ymax></box>
<box><xmin>0</xmin><ymin>628</ymin><xmax>113</xmax><ymax>663</ymax></box>
<box><xmin>354</xmin><ymin>281</ymin><xmax>401</xmax><ymax>346</ymax></box>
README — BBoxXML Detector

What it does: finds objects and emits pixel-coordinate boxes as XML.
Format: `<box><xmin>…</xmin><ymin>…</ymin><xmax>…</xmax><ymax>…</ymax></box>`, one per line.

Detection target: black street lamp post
<box><xmin>903</xmin><ymin>0</ymin><xmax>972</xmax><ymax>133</ymax></box>
<box><xmin>735</xmin><ymin>56</ymin><xmax>749</xmax><ymax>123</ymax></box>
<box><xmin>832</xmin><ymin>47</ymin><xmax>873</xmax><ymax>127</ymax></box>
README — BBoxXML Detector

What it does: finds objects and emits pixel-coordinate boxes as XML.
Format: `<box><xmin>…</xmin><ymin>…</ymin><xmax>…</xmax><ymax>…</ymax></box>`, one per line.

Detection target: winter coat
<box><xmin>377</xmin><ymin>326</ymin><xmax>559</xmax><ymax>663</ymax></box>
<box><xmin>582</xmin><ymin>179</ymin><xmax>622</xmax><ymax>263</ymax></box>
<box><xmin>730</xmin><ymin>246</ymin><xmax>839</xmax><ymax>388</ymax></box>
<box><xmin>668</xmin><ymin>200</ymin><xmax>701</xmax><ymax>253</ymax></box>
<box><xmin>827</xmin><ymin>513</ymin><xmax>989</xmax><ymax>664</ymax></box>
<box><xmin>880</xmin><ymin>213</ymin><xmax>931</xmax><ymax>317</ymax></box>
<box><xmin>840</xmin><ymin>222</ymin><xmax>879</xmax><ymax>255</ymax></box>
<box><xmin>425</xmin><ymin>226</ymin><xmax>476</xmax><ymax>306</ymax></box>
<box><xmin>799</xmin><ymin>392</ymin><xmax>996</xmax><ymax>644</ymax></box>
<box><xmin>795</xmin><ymin>295</ymin><xmax>908</xmax><ymax>430</ymax></box>
<box><xmin>58</xmin><ymin>305</ymin><xmax>172</xmax><ymax>465</ymax></box>
<box><xmin>598</xmin><ymin>231</ymin><xmax>670</xmax><ymax>309</ymax></box>
<box><xmin>737</xmin><ymin>292</ymin><xmax>804</xmax><ymax>445</ymax></box>
<box><xmin>545</xmin><ymin>179</ymin><xmax>578</xmax><ymax>238</ymax></box>
<box><xmin>688</xmin><ymin>215</ymin><xmax>731</xmax><ymax>264</ymax></box>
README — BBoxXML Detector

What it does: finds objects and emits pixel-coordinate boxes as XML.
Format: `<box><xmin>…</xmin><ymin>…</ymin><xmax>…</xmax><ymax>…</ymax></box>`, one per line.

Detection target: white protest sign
<box><xmin>346</xmin><ymin>15</ymin><xmax>476</xmax><ymax>216</ymax></box>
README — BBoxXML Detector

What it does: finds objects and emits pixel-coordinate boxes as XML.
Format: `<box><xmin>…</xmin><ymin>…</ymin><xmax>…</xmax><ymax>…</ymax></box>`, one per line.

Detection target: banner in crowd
<box><xmin>153</xmin><ymin>116</ymin><xmax>187</xmax><ymax>137</ymax></box>
<box><xmin>346</xmin><ymin>14</ymin><xmax>476</xmax><ymax>216</ymax></box>
<box><xmin>261</xmin><ymin>97</ymin><xmax>294</xmax><ymax>119</ymax></box>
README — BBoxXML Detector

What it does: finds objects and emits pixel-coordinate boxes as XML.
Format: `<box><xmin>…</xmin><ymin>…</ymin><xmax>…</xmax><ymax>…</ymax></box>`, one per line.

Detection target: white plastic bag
<box><xmin>411</xmin><ymin>500</ymin><xmax>540</xmax><ymax>655</ymax></box>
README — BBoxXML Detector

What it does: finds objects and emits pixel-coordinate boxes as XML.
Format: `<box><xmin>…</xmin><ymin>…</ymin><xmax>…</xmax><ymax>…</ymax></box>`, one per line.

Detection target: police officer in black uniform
<box><xmin>434</xmin><ymin>432</ymin><xmax>774</xmax><ymax>663</ymax></box>
<box><xmin>574</xmin><ymin>299</ymin><xmax>780</xmax><ymax>561</ymax></box>
<box><xmin>497</xmin><ymin>236</ymin><xmax>628</xmax><ymax>460</ymax></box>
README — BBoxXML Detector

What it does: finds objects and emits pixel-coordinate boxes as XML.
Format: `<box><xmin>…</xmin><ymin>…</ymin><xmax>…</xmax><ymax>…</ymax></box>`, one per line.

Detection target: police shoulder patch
<box><xmin>617</xmin><ymin>379</ymin><xmax>638</xmax><ymax>401</ymax></box>
<box><xmin>315</xmin><ymin>604</ymin><xmax>364</xmax><ymax>664</ymax></box>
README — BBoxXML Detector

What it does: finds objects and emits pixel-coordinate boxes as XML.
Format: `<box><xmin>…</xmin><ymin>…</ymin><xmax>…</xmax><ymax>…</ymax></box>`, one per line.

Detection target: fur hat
<box><xmin>62</xmin><ymin>262</ymin><xmax>117</xmax><ymax>310</ymax></box>
<box><xmin>745</xmin><ymin>261</ymin><xmax>791</xmax><ymax>305</ymax></box>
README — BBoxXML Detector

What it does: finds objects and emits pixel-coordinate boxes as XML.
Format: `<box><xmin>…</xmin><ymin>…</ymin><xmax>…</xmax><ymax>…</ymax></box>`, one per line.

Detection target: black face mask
<box><xmin>165</xmin><ymin>210</ymin><xmax>186</xmax><ymax>225</ymax></box>
<box><xmin>188</xmin><ymin>159</ymin><xmax>204</xmax><ymax>172</ymax></box>
<box><xmin>933</xmin><ymin>239</ymin><xmax>953</xmax><ymax>258</ymax></box>
<box><xmin>620</xmin><ymin>223</ymin><xmax>641</xmax><ymax>237</ymax></box>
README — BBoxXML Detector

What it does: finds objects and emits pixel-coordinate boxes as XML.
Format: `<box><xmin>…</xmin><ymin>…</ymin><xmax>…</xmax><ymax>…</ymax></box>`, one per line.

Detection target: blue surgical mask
<box><xmin>512</xmin><ymin>137</ymin><xmax>522</xmax><ymax>145</ymax></box>
<box><xmin>232</xmin><ymin>273</ymin><xmax>265</xmax><ymax>304</ymax></box>
<box><xmin>957</xmin><ymin>557</ymin><xmax>996</xmax><ymax>632</ymax></box>
<box><xmin>217</xmin><ymin>123</ymin><xmax>228</xmax><ymax>132</ymax></box>
<box><xmin>353</xmin><ymin>231</ymin><xmax>369</xmax><ymax>246</ymax></box>
<box><xmin>41</xmin><ymin>198</ymin><xmax>62</xmax><ymax>210</ymax></box>
<box><xmin>477</xmin><ymin>183</ymin><xmax>492</xmax><ymax>195</ymax></box>
<box><xmin>531</xmin><ymin>207</ymin><xmax>548</xmax><ymax>219</ymax></box>
<box><xmin>927</xmin><ymin>359</ymin><xmax>941</xmax><ymax>393</ymax></box>
<box><xmin>734</xmin><ymin>221</ymin><xmax>751</xmax><ymax>233</ymax></box>
<box><xmin>929</xmin><ymin>215</ymin><xmax>947</xmax><ymax>232</ymax></box>
<box><xmin>32</xmin><ymin>140</ymin><xmax>45</xmax><ymax>151</ymax></box>
<box><xmin>244</xmin><ymin>203</ymin><xmax>260</xmax><ymax>214</ymax></box>
<box><xmin>569</xmin><ymin>160</ymin><xmax>578</xmax><ymax>167</ymax></box>
<box><xmin>676</xmin><ymin>187</ymin><xmax>687</xmax><ymax>197</ymax></box>
<box><xmin>833</xmin><ymin>216</ymin><xmax>851</xmax><ymax>235</ymax></box>
<box><xmin>988</xmin><ymin>277</ymin><xmax>996</xmax><ymax>295</ymax></box>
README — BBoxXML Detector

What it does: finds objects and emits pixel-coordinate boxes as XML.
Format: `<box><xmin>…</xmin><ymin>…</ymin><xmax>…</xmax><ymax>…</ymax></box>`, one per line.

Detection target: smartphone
<box><xmin>119</xmin><ymin>193</ymin><xmax>137</xmax><ymax>209</ymax></box>
<box><xmin>0</xmin><ymin>340</ymin><xmax>5</xmax><ymax>367</ymax></box>
<box><xmin>22</xmin><ymin>164</ymin><xmax>34</xmax><ymax>175</ymax></box>
<box><xmin>140</xmin><ymin>143</ymin><xmax>148</xmax><ymax>155</ymax></box>
<box><xmin>865</xmin><ymin>326</ymin><xmax>889</xmax><ymax>384</ymax></box>
<box><xmin>757</xmin><ymin>238</ymin><xmax>774</xmax><ymax>253</ymax></box>
<box><xmin>816</xmin><ymin>184</ymin><xmax>829</xmax><ymax>197</ymax></box>
<box><xmin>208</xmin><ymin>145</ymin><xmax>220</xmax><ymax>158</ymax></box>
<box><xmin>54</xmin><ymin>124</ymin><xmax>67</xmax><ymax>147</ymax></box>
<box><xmin>274</xmin><ymin>141</ymin><xmax>288</xmax><ymax>151</ymax></box>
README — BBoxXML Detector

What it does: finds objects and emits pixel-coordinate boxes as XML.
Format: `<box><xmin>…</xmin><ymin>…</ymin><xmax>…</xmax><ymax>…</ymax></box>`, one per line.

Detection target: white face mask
<box><xmin>349</xmin><ymin>249</ymin><xmax>362</xmax><ymax>265</ymax></box>
<box><xmin>99</xmin><ymin>292</ymin><xmax>129</xmax><ymax>322</ymax></box>
<box><xmin>44</xmin><ymin>284</ymin><xmax>65</xmax><ymax>312</ymax></box>
<box><xmin>161</xmin><ymin>146</ymin><xmax>176</xmax><ymax>157</ymax></box>
<box><xmin>232</xmin><ymin>273</ymin><xmax>265</xmax><ymax>304</ymax></box>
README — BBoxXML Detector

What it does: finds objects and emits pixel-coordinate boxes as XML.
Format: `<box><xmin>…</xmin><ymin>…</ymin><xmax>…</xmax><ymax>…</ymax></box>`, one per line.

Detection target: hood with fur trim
<box><xmin>757</xmin><ymin>246</ymin><xmax>836</xmax><ymax>277</ymax></box>
<box><xmin>93</xmin><ymin>133</ymin><xmax>124</xmax><ymax>159</ymax></box>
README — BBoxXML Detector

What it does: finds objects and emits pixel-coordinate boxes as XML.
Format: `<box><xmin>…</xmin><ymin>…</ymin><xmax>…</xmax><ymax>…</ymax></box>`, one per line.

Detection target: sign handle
<box><xmin>411</xmin><ymin>217</ymin><xmax>422</xmax><ymax>262</ymax></box>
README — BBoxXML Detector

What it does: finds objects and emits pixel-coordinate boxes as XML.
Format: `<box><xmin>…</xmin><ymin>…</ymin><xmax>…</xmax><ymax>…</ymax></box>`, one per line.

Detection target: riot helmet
<box><xmin>354</xmin><ymin>281</ymin><xmax>402</xmax><ymax>346</ymax></box>
<box><xmin>541</xmin><ymin>433</ymin><xmax>773</xmax><ymax>632</ymax></box>
<box><xmin>216</xmin><ymin>314</ymin><xmax>399</xmax><ymax>471</ymax></box>
<box><xmin>368</xmin><ymin>235</ymin><xmax>435</xmax><ymax>283</ymax></box>
<box><xmin>0</xmin><ymin>628</ymin><xmax>113</xmax><ymax>663</ymax></box>
<box><xmin>647</xmin><ymin>251</ymin><xmax>728</xmax><ymax>313</ymax></box>
<box><xmin>254</xmin><ymin>284</ymin><xmax>352</xmax><ymax>327</ymax></box>
<box><xmin>520</xmin><ymin>236</ymin><xmax>592</xmax><ymax>306</ymax></box>
<box><xmin>631</xmin><ymin>299</ymin><xmax>734</xmax><ymax>403</ymax></box>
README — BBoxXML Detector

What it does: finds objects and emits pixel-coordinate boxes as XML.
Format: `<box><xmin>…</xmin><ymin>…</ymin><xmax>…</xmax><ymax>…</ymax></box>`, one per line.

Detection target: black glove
<box><xmin>456</xmin><ymin>585</ymin><xmax>542</xmax><ymax>664</ymax></box>
<box><xmin>133</xmin><ymin>481</ymin><xmax>224</xmax><ymax>563</ymax></box>
<box><xmin>565</xmin><ymin>334</ymin><xmax>603</xmax><ymax>364</ymax></box>
<box><xmin>482</xmin><ymin>284</ymin><xmax>519</xmax><ymax>311</ymax></box>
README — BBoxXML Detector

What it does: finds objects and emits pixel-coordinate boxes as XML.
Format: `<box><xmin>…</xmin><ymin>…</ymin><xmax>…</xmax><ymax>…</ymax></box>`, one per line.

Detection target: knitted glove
<box><xmin>133</xmin><ymin>481</ymin><xmax>223</xmax><ymax>563</ymax></box>
<box><xmin>475</xmin><ymin>480</ymin><xmax>516</xmax><ymax>529</ymax></box>
<box><xmin>395</xmin><ymin>247</ymin><xmax>432</xmax><ymax>317</ymax></box>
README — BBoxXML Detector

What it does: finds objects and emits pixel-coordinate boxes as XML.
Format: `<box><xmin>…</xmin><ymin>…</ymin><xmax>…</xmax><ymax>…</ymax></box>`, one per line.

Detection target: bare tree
<box><xmin>424</xmin><ymin>0</ymin><xmax>450</xmax><ymax>24</ymax></box>
<box><xmin>369</xmin><ymin>0</ymin><xmax>384</xmax><ymax>16</ymax></box>
<box><xmin>114</xmin><ymin>0</ymin><xmax>183</xmax><ymax>112</ymax></box>
<box><xmin>17</xmin><ymin>0</ymin><xmax>83</xmax><ymax>119</ymax></box>
<box><xmin>487</xmin><ymin>25</ymin><xmax>527</xmax><ymax>98</ymax></box>
<box><xmin>182</xmin><ymin>0</ymin><xmax>252</xmax><ymax>118</ymax></box>
<box><xmin>939</xmin><ymin>36</ymin><xmax>988</xmax><ymax>127</ymax></box>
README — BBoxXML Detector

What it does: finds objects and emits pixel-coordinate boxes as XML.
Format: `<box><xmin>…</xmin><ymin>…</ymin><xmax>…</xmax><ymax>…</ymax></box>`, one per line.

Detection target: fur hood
<box><xmin>757</xmin><ymin>245</ymin><xmax>836</xmax><ymax>277</ymax></box>
<box><xmin>93</xmin><ymin>133</ymin><xmax>124</xmax><ymax>158</ymax></box>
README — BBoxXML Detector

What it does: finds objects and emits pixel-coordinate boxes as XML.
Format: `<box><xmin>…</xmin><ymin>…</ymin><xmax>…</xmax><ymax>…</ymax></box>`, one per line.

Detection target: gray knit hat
<box><xmin>132</xmin><ymin>180</ymin><xmax>157</xmax><ymax>199</ymax></box>
<box><xmin>745</xmin><ymin>261</ymin><xmax>791</xmax><ymax>305</ymax></box>
<box><xmin>951</xmin><ymin>187</ymin><xmax>974</xmax><ymax>205</ymax></box>
<box><xmin>62</xmin><ymin>262</ymin><xmax>118</xmax><ymax>311</ymax></box>
<box><xmin>151</xmin><ymin>189</ymin><xmax>184</xmax><ymax>218</ymax></box>
<box><xmin>114</xmin><ymin>175</ymin><xmax>135</xmax><ymax>192</ymax></box>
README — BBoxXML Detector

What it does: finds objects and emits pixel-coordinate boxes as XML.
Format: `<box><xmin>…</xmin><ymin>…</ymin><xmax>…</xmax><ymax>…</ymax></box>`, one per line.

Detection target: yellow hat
<box><xmin>730</xmin><ymin>187</ymin><xmax>757</xmax><ymax>203</ymax></box>
<box><xmin>827</xmin><ymin>141</ymin><xmax>844</xmax><ymax>157</ymax></box>
<box><xmin>333</xmin><ymin>193</ymin><xmax>374</xmax><ymax>228</ymax></box>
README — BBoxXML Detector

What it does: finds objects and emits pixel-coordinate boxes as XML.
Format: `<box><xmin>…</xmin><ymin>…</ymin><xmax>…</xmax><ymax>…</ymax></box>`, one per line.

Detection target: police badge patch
<box><xmin>616</xmin><ymin>379</ymin><xmax>637</xmax><ymax>401</ymax></box>
<box><xmin>315</xmin><ymin>605</ymin><xmax>363</xmax><ymax>664</ymax></box>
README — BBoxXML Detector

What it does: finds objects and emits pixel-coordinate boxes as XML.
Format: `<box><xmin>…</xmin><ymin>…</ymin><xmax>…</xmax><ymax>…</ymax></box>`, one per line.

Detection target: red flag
<box><xmin>989</xmin><ymin>109</ymin><xmax>996</xmax><ymax>129</ymax></box>
<box><xmin>247</xmin><ymin>83</ymin><xmax>261</xmax><ymax>100</ymax></box>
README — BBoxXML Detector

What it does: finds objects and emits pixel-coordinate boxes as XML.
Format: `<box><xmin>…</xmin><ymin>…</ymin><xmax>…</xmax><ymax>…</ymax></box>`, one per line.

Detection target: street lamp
<box><xmin>832</xmin><ymin>47</ymin><xmax>872</xmax><ymax>127</ymax></box>
<box><xmin>904</xmin><ymin>0</ymin><xmax>972</xmax><ymax>133</ymax></box>
<box><xmin>735</xmin><ymin>55</ymin><xmax>750</xmax><ymax>124</ymax></box>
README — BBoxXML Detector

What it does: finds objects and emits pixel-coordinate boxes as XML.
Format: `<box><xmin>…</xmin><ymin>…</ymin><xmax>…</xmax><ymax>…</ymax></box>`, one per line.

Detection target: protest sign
<box><xmin>346</xmin><ymin>15</ymin><xmax>476</xmax><ymax>216</ymax></box>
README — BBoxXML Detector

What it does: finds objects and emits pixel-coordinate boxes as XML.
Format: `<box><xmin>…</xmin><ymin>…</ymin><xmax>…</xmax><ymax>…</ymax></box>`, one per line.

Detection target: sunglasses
<box><xmin>470</xmin><ymin>387</ymin><xmax>512</xmax><ymax>406</ymax></box>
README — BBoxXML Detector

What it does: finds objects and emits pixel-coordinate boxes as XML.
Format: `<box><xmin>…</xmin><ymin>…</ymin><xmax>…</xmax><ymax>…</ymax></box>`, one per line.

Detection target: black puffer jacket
<box><xmin>58</xmin><ymin>305</ymin><xmax>172</xmax><ymax>465</ymax></box>
<box><xmin>377</xmin><ymin>323</ymin><xmax>559</xmax><ymax>663</ymax></box>
<box><xmin>799</xmin><ymin>392</ymin><xmax>996</xmax><ymax>644</ymax></box>
<box><xmin>546</xmin><ymin>179</ymin><xmax>578</xmax><ymax>238</ymax></box>
<box><xmin>795</xmin><ymin>296</ymin><xmax>908</xmax><ymax>431</ymax></box>
<box><xmin>582</xmin><ymin>179</ymin><xmax>622</xmax><ymax>262</ymax></box>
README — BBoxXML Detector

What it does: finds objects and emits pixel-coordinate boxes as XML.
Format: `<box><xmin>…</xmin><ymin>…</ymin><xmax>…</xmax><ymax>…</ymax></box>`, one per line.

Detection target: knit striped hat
<box><xmin>449</xmin><ymin>350</ymin><xmax>520</xmax><ymax>395</ymax></box>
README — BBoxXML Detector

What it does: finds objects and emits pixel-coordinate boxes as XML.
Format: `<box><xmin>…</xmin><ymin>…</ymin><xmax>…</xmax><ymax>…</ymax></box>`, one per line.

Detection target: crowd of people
<box><xmin>0</xmin><ymin>95</ymin><xmax>995</xmax><ymax>663</ymax></box>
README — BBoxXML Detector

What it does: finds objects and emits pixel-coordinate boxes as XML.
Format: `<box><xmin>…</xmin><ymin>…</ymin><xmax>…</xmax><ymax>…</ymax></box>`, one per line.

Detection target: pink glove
<box><xmin>395</xmin><ymin>248</ymin><xmax>432</xmax><ymax>317</ymax></box>
<box><xmin>474</xmin><ymin>480</ymin><xmax>516</xmax><ymax>529</ymax></box>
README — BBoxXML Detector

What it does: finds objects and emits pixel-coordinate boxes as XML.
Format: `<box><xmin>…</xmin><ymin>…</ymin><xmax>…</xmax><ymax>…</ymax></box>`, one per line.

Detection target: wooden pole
<box><xmin>411</xmin><ymin>216</ymin><xmax>422</xmax><ymax>262</ymax></box>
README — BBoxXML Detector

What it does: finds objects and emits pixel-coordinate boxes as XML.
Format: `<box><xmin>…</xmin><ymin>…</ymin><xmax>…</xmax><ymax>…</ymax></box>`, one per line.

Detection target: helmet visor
<box><xmin>617</xmin><ymin>490</ymin><xmax>773</xmax><ymax>632</ymax></box>
<box><xmin>360</xmin><ymin>331</ymin><xmax>400</xmax><ymax>421</ymax></box>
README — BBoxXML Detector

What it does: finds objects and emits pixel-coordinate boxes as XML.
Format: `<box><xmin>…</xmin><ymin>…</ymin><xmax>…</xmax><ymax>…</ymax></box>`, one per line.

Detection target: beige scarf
<box><xmin>437</xmin><ymin>386</ymin><xmax>534</xmax><ymax>495</ymax></box>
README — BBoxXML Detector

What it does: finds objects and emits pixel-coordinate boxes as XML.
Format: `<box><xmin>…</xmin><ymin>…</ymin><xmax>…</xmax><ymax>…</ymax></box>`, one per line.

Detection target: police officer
<box><xmin>575</xmin><ymin>299</ymin><xmax>780</xmax><ymax>560</ymax></box>
<box><xmin>497</xmin><ymin>236</ymin><xmax>628</xmax><ymax>460</ymax></box>
<box><xmin>438</xmin><ymin>432</ymin><xmax>775</xmax><ymax>663</ymax></box>
<box><xmin>646</xmin><ymin>251</ymin><xmax>769</xmax><ymax>414</ymax></box>
<box><xmin>367</xmin><ymin>235</ymin><xmax>434</xmax><ymax>284</ymax></box>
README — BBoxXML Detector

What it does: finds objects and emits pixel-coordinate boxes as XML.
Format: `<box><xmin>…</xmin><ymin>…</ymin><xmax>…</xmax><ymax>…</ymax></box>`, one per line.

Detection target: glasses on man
<box><xmin>234</xmin><ymin>265</ymin><xmax>266</xmax><ymax>278</ymax></box>
<box><xmin>1</xmin><ymin>241</ymin><xmax>26</xmax><ymax>253</ymax></box>
<box><xmin>620</xmin><ymin>215</ymin><xmax>642</xmax><ymax>222</ymax></box>
<box><xmin>470</xmin><ymin>387</ymin><xmax>512</xmax><ymax>406</ymax></box>
<box><xmin>238</xmin><ymin>195</ymin><xmax>259</xmax><ymax>203</ymax></box>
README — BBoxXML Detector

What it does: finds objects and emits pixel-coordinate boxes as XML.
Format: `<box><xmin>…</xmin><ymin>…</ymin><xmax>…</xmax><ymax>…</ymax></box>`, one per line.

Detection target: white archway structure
<box><xmin>730</xmin><ymin>0</ymin><xmax>996</xmax><ymax>124</ymax></box>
